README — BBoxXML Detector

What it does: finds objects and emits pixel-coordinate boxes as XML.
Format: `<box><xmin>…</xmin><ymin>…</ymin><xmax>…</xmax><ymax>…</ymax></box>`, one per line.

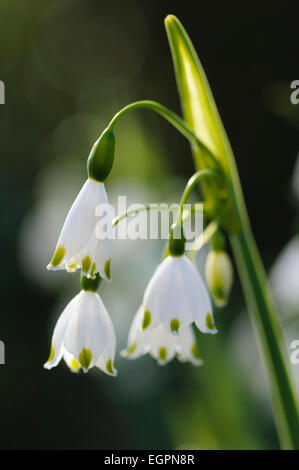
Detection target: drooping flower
<box><xmin>140</xmin><ymin>254</ymin><xmax>217</xmax><ymax>335</ymax></box>
<box><xmin>47</xmin><ymin>128</ymin><xmax>115</xmax><ymax>281</ymax></box>
<box><xmin>44</xmin><ymin>275</ymin><xmax>117</xmax><ymax>376</ymax></box>
<box><xmin>121</xmin><ymin>306</ymin><xmax>203</xmax><ymax>366</ymax></box>
<box><xmin>205</xmin><ymin>250</ymin><xmax>233</xmax><ymax>307</ymax></box>
<box><xmin>47</xmin><ymin>179</ymin><xmax>112</xmax><ymax>280</ymax></box>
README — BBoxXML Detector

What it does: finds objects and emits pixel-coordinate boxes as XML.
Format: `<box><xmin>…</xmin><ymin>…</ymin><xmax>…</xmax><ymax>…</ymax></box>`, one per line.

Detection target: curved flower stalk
<box><xmin>121</xmin><ymin>306</ymin><xmax>203</xmax><ymax>366</ymax></box>
<box><xmin>47</xmin><ymin>128</ymin><xmax>114</xmax><ymax>281</ymax></box>
<box><xmin>44</xmin><ymin>274</ymin><xmax>117</xmax><ymax>376</ymax></box>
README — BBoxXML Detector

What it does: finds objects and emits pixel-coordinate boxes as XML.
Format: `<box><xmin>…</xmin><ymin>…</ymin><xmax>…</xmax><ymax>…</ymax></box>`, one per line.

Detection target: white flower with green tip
<box><xmin>47</xmin><ymin>178</ymin><xmax>112</xmax><ymax>281</ymax></box>
<box><xmin>141</xmin><ymin>254</ymin><xmax>217</xmax><ymax>335</ymax></box>
<box><xmin>121</xmin><ymin>306</ymin><xmax>203</xmax><ymax>366</ymax></box>
<box><xmin>44</xmin><ymin>279</ymin><xmax>117</xmax><ymax>376</ymax></box>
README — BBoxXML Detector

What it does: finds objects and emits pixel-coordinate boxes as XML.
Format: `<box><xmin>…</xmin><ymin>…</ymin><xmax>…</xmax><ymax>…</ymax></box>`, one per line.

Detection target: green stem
<box><xmin>107</xmin><ymin>100</ymin><xmax>220</xmax><ymax>169</ymax></box>
<box><xmin>163</xmin><ymin>14</ymin><xmax>299</xmax><ymax>448</ymax></box>
<box><xmin>229</xmin><ymin>216</ymin><xmax>299</xmax><ymax>449</ymax></box>
<box><xmin>203</xmin><ymin>87</ymin><xmax>299</xmax><ymax>449</ymax></box>
<box><xmin>177</xmin><ymin>168</ymin><xmax>220</xmax><ymax>224</ymax></box>
<box><xmin>112</xmin><ymin>204</ymin><xmax>160</xmax><ymax>227</ymax></box>
<box><xmin>163</xmin><ymin>219</ymin><xmax>217</xmax><ymax>261</ymax></box>
<box><xmin>112</xmin><ymin>202</ymin><xmax>204</xmax><ymax>227</ymax></box>
<box><xmin>190</xmin><ymin>109</ymin><xmax>299</xmax><ymax>448</ymax></box>
<box><xmin>191</xmin><ymin>92</ymin><xmax>299</xmax><ymax>449</ymax></box>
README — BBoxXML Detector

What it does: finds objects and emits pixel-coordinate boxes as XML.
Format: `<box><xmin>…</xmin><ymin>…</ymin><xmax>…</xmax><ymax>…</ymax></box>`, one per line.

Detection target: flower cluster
<box><xmin>44</xmin><ymin>126</ymin><xmax>233</xmax><ymax>377</ymax></box>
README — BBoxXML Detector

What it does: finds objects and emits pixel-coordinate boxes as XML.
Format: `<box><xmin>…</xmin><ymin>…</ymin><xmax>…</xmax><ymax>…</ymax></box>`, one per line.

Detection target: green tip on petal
<box><xmin>142</xmin><ymin>310</ymin><xmax>151</xmax><ymax>330</ymax></box>
<box><xmin>46</xmin><ymin>344</ymin><xmax>55</xmax><ymax>363</ymax></box>
<box><xmin>106</xmin><ymin>358</ymin><xmax>115</xmax><ymax>375</ymax></box>
<box><xmin>89</xmin><ymin>262</ymin><xmax>97</xmax><ymax>278</ymax></box>
<box><xmin>68</xmin><ymin>262</ymin><xmax>78</xmax><ymax>271</ymax></box>
<box><xmin>50</xmin><ymin>246</ymin><xmax>66</xmax><ymax>267</ymax></box>
<box><xmin>104</xmin><ymin>259</ymin><xmax>111</xmax><ymax>280</ymax></box>
<box><xmin>212</xmin><ymin>284</ymin><xmax>227</xmax><ymax>307</ymax></box>
<box><xmin>82</xmin><ymin>256</ymin><xmax>91</xmax><ymax>273</ymax></box>
<box><xmin>213</xmin><ymin>284</ymin><xmax>225</xmax><ymax>301</ymax></box>
<box><xmin>78</xmin><ymin>348</ymin><xmax>92</xmax><ymax>370</ymax></box>
<box><xmin>206</xmin><ymin>313</ymin><xmax>216</xmax><ymax>330</ymax></box>
<box><xmin>71</xmin><ymin>357</ymin><xmax>80</xmax><ymax>372</ymax></box>
<box><xmin>159</xmin><ymin>347</ymin><xmax>167</xmax><ymax>361</ymax></box>
<box><xmin>170</xmin><ymin>318</ymin><xmax>180</xmax><ymax>334</ymax></box>
<box><xmin>191</xmin><ymin>343</ymin><xmax>202</xmax><ymax>361</ymax></box>
<box><xmin>126</xmin><ymin>342</ymin><xmax>137</xmax><ymax>355</ymax></box>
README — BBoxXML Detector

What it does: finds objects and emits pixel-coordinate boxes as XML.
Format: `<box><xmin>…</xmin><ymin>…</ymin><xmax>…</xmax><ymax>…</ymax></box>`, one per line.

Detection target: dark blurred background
<box><xmin>0</xmin><ymin>0</ymin><xmax>299</xmax><ymax>449</ymax></box>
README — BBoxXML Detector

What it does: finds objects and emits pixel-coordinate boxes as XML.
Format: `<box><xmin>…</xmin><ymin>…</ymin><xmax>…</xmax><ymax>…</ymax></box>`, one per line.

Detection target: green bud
<box><xmin>168</xmin><ymin>223</ymin><xmax>185</xmax><ymax>256</ymax></box>
<box><xmin>80</xmin><ymin>273</ymin><xmax>101</xmax><ymax>292</ymax></box>
<box><xmin>87</xmin><ymin>128</ymin><xmax>115</xmax><ymax>182</ymax></box>
<box><xmin>205</xmin><ymin>250</ymin><xmax>233</xmax><ymax>307</ymax></box>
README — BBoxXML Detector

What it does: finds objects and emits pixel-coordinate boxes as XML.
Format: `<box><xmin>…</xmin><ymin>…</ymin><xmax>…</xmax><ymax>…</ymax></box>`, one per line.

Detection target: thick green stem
<box><xmin>164</xmin><ymin>14</ymin><xmax>299</xmax><ymax>448</ymax></box>
<box><xmin>230</xmin><ymin>222</ymin><xmax>299</xmax><ymax>449</ymax></box>
<box><xmin>190</xmin><ymin>87</ymin><xmax>299</xmax><ymax>449</ymax></box>
<box><xmin>201</xmin><ymin>82</ymin><xmax>299</xmax><ymax>448</ymax></box>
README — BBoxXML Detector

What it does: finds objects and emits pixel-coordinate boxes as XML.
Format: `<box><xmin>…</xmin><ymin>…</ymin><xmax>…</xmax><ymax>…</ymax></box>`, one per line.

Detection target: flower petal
<box><xmin>43</xmin><ymin>293</ymin><xmax>80</xmax><ymax>369</ymax></box>
<box><xmin>147</xmin><ymin>324</ymin><xmax>177</xmax><ymax>365</ymax></box>
<box><xmin>47</xmin><ymin>179</ymin><xmax>105</xmax><ymax>272</ymax></box>
<box><xmin>143</xmin><ymin>257</ymin><xmax>178</xmax><ymax>331</ymax></box>
<box><xmin>175</xmin><ymin>327</ymin><xmax>203</xmax><ymax>366</ymax></box>
<box><xmin>178</xmin><ymin>256</ymin><xmax>217</xmax><ymax>335</ymax></box>
<box><xmin>63</xmin><ymin>349</ymin><xmax>81</xmax><ymax>373</ymax></box>
<box><xmin>95</xmin><ymin>305</ymin><xmax>117</xmax><ymax>376</ymax></box>
<box><xmin>63</xmin><ymin>291</ymin><xmax>109</xmax><ymax>370</ymax></box>
<box><xmin>120</xmin><ymin>306</ymin><xmax>151</xmax><ymax>359</ymax></box>
<box><xmin>74</xmin><ymin>183</ymin><xmax>113</xmax><ymax>279</ymax></box>
<box><xmin>143</xmin><ymin>256</ymin><xmax>196</xmax><ymax>333</ymax></box>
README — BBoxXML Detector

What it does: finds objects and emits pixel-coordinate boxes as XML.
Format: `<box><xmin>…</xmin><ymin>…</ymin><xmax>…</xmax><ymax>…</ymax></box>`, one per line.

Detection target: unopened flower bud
<box><xmin>205</xmin><ymin>250</ymin><xmax>233</xmax><ymax>307</ymax></box>
<box><xmin>87</xmin><ymin>128</ymin><xmax>115</xmax><ymax>182</ymax></box>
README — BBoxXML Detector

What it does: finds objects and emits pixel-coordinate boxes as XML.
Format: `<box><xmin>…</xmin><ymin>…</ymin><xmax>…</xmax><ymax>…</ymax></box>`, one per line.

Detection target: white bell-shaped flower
<box><xmin>47</xmin><ymin>178</ymin><xmax>112</xmax><ymax>281</ymax></box>
<box><xmin>121</xmin><ymin>306</ymin><xmax>203</xmax><ymax>366</ymax></box>
<box><xmin>44</xmin><ymin>287</ymin><xmax>117</xmax><ymax>376</ymax></box>
<box><xmin>141</xmin><ymin>254</ymin><xmax>217</xmax><ymax>335</ymax></box>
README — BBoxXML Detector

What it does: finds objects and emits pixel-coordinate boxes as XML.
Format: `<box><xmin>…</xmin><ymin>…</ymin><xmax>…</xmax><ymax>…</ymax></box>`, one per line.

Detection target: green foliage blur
<box><xmin>0</xmin><ymin>0</ymin><xmax>299</xmax><ymax>449</ymax></box>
